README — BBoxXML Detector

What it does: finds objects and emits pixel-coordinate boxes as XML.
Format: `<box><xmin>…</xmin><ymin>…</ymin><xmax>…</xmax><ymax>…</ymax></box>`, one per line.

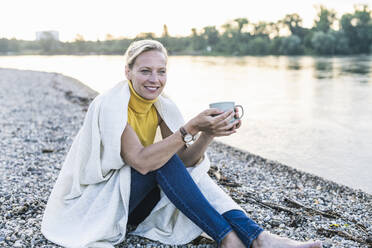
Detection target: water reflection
<box><xmin>341</xmin><ymin>63</ymin><xmax>370</xmax><ymax>75</ymax></box>
<box><xmin>233</xmin><ymin>57</ymin><xmax>249</xmax><ymax>67</ymax></box>
<box><xmin>286</xmin><ymin>57</ymin><xmax>302</xmax><ymax>70</ymax></box>
<box><xmin>313</xmin><ymin>59</ymin><xmax>334</xmax><ymax>79</ymax></box>
<box><xmin>311</xmin><ymin>56</ymin><xmax>372</xmax><ymax>82</ymax></box>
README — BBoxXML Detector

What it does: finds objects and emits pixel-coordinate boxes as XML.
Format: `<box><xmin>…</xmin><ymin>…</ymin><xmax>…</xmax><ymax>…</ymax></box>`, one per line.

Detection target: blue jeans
<box><xmin>128</xmin><ymin>154</ymin><xmax>263</xmax><ymax>247</ymax></box>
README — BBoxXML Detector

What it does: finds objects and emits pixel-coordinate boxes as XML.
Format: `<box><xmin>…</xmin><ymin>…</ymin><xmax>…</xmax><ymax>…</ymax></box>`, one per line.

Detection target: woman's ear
<box><xmin>125</xmin><ymin>65</ymin><xmax>131</xmax><ymax>80</ymax></box>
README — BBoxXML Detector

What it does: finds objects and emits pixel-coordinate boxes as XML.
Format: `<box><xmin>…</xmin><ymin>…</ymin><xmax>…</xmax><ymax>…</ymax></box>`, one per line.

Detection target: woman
<box><xmin>42</xmin><ymin>40</ymin><xmax>322</xmax><ymax>248</ymax></box>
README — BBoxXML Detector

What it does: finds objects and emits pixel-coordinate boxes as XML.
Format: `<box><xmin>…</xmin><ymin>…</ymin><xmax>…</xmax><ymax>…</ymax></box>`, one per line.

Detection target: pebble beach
<box><xmin>0</xmin><ymin>68</ymin><xmax>371</xmax><ymax>248</ymax></box>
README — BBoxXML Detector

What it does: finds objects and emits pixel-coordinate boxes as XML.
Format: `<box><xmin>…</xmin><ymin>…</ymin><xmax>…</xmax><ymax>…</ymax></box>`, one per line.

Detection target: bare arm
<box><xmin>159</xmin><ymin>109</ymin><xmax>241</xmax><ymax>167</ymax></box>
<box><xmin>120</xmin><ymin>123</ymin><xmax>185</xmax><ymax>175</ymax></box>
<box><xmin>120</xmin><ymin>108</ymin><xmax>238</xmax><ymax>175</ymax></box>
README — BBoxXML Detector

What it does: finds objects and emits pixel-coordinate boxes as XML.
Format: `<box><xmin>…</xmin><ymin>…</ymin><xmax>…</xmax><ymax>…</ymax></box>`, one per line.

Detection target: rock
<box><xmin>13</xmin><ymin>240</ymin><xmax>23</xmax><ymax>247</ymax></box>
<box><xmin>366</xmin><ymin>236</ymin><xmax>372</xmax><ymax>244</ymax></box>
<box><xmin>271</xmin><ymin>218</ymin><xmax>281</xmax><ymax>227</ymax></box>
<box><xmin>24</xmin><ymin>229</ymin><xmax>33</xmax><ymax>236</ymax></box>
<box><xmin>263</xmin><ymin>216</ymin><xmax>270</xmax><ymax>222</ymax></box>
<box><xmin>13</xmin><ymin>205</ymin><xmax>28</xmax><ymax>215</ymax></box>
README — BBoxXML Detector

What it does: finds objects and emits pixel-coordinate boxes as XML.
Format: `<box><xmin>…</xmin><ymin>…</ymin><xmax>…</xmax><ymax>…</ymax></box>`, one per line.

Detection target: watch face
<box><xmin>184</xmin><ymin>134</ymin><xmax>193</xmax><ymax>143</ymax></box>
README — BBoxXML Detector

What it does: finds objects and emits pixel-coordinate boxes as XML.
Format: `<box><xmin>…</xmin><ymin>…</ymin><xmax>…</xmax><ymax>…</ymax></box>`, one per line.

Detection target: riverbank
<box><xmin>0</xmin><ymin>68</ymin><xmax>371</xmax><ymax>247</ymax></box>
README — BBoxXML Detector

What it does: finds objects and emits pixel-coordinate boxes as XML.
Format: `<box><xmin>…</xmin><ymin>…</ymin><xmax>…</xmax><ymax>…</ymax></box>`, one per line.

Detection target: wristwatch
<box><xmin>179</xmin><ymin>126</ymin><xmax>194</xmax><ymax>147</ymax></box>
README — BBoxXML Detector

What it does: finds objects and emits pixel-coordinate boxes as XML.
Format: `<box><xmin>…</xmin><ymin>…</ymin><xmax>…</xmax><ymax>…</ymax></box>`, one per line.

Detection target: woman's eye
<box><xmin>158</xmin><ymin>70</ymin><xmax>166</xmax><ymax>75</ymax></box>
<box><xmin>141</xmin><ymin>70</ymin><xmax>150</xmax><ymax>74</ymax></box>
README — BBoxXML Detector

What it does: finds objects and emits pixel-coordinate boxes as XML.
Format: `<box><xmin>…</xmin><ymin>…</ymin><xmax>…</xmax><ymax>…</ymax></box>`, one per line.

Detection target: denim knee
<box><xmin>156</xmin><ymin>154</ymin><xmax>234</xmax><ymax>244</ymax></box>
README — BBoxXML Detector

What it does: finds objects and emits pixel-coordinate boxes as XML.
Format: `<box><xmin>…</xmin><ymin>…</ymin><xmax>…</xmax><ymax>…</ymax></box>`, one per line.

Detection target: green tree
<box><xmin>279</xmin><ymin>35</ymin><xmax>303</xmax><ymax>55</ymax></box>
<box><xmin>246</xmin><ymin>36</ymin><xmax>270</xmax><ymax>55</ymax></box>
<box><xmin>269</xmin><ymin>37</ymin><xmax>283</xmax><ymax>54</ymax></box>
<box><xmin>162</xmin><ymin>24</ymin><xmax>169</xmax><ymax>38</ymax></box>
<box><xmin>281</xmin><ymin>13</ymin><xmax>309</xmax><ymax>40</ymax></box>
<box><xmin>0</xmin><ymin>38</ymin><xmax>9</xmax><ymax>52</ymax></box>
<box><xmin>234</xmin><ymin>18</ymin><xmax>249</xmax><ymax>34</ymax></box>
<box><xmin>353</xmin><ymin>5</ymin><xmax>372</xmax><ymax>53</ymax></box>
<box><xmin>160</xmin><ymin>24</ymin><xmax>170</xmax><ymax>50</ymax></box>
<box><xmin>281</xmin><ymin>14</ymin><xmax>303</xmax><ymax>34</ymax></box>
<box><xmin>219</xmin><ymin>19</ymin><xmax>251</xmax><ymax>55</ymax></box>
<box><xmin>314</xmin><ymin>5</ymin><xmax>337</xmax><ymax>33</ymax></box>
<box><xmin>331</xmin><ymin>30</ymin><xmax>350</xmax><ymax>54</ymax></box>
<box><xmin>340</xmin><ymin>5</ymin><xmax>372</xmax><ymax>53</ymax></box>
<box><xmin>202</xmin><ymin>26</ymin><xmax>220</xmax><ymax>49</ymax></box>
<box><xmin>39</xmin><ymin>32</ymin><xmax>60</xmax><ymax>53</ymax></box>
<box><xmin>221</xmin><ymin>22</ymin><xmax>234</xmax><ymax>36</ymax></box>
<box><xmin>165</xmin><ymin>37</ymin><xmax>190</xmax><ymax>54</ymax></box>
<box><xmin>253</xmin><ymin>21</ymin><xmax>271</xmax><ymax>37</ymax></box>
<box><xmin>73</xmin><ymin>34</ymin><xmax>87</xmax><ymax>53</ymax></box>
<box><xmin>190</xmin><ymin>28</ymin><xmax>205</xmax><ymax>51</ymax></box>
<box><xmin>311</xmin><ymin>31</ymin><xmax>336</xmax><ymax>54</ymax></box>
<box><xmin>267</xmin><ymin>22</ymin><xmax>281</xmax><ymax>38</ymax></box>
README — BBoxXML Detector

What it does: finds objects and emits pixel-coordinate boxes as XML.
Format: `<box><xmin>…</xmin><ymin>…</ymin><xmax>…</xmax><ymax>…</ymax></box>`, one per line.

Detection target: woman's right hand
<box><xmin>184</xmin><ymin>108</ymin><xmax>239</xmax><ymax>137</ymax></box>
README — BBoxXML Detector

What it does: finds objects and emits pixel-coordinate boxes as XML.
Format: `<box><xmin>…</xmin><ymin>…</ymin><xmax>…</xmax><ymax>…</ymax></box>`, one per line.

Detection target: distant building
<box><xmin>36</xmin><ymin>31</ymin><xmax>59</xmax><ymax>41</ymax></box>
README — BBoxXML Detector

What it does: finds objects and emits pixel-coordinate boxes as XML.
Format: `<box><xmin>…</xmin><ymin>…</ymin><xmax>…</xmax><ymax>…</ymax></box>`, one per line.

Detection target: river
<box><xmin>1</xmin><ymin>55</ymin><xmax>371</xmax><ymax>193</ymax></box>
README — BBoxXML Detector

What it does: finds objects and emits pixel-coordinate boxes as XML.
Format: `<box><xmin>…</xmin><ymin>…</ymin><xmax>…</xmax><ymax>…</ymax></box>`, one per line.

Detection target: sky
<box><xmin>1</xmin><ymin>0</ymin><xmax>370</xmax><ymax>42</ymax></box>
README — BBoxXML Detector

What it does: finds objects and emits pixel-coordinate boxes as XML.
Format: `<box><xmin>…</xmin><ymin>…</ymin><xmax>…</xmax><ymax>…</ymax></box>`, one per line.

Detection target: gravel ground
<box><xmin>0</xmin><ymin>68</ymin><xmax>371</xmax><ymax>248</ymax></box>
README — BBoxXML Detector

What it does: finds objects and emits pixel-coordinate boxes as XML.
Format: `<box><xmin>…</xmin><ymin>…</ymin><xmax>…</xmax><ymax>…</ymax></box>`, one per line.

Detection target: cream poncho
<box><xmin>41</xmin><ymin>80</ymin><xmax>243</xmax><ymax>248</ymax></box>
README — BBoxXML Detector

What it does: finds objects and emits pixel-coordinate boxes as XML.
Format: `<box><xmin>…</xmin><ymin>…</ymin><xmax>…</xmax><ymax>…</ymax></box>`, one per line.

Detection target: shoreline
<box><xmin>0</xmin><ymin>68</ymin><xmax>371</xmax><ymax>247</ymax></box>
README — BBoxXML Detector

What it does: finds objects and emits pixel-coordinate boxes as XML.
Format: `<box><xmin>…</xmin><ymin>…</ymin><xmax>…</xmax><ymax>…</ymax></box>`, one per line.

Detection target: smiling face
<box><xmin>125</xmin><ymin>50</ymin><xmax>167</xmax><ymax>100</ymax></box>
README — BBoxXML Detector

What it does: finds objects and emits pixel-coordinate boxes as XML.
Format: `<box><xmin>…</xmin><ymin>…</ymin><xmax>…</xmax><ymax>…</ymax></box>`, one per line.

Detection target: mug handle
<box><xmin>234</xmin><ymin>105</ymin><xmax>244</xmax><ymax>119</ymax></box>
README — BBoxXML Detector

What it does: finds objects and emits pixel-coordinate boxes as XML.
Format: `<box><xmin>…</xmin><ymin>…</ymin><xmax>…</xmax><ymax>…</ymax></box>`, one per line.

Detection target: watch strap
<box><xmin>179</xmin><ymin>126</ymin><xmax>194</xmax><ymax>147</ymax></box>
<box><xmin>179</xmin><ymin>126</ymin><xmax>188</xmax><ymax>137</ymax></box>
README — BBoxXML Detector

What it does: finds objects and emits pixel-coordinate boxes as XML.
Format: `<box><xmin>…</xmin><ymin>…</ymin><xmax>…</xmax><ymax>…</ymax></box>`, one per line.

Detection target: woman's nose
<box><xmin>149</xmin><ymin>73</ymin><xmax>158</xmax><ymax>82</ymax></box>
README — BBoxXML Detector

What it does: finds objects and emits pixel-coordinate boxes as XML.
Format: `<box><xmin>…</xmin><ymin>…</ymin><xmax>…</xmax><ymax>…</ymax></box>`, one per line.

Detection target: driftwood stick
<box><xmin>235</xmin><ymin>191</ymin><xmax>298</xmax><ymax>215</ymax></box>
<box><xmin>258</xmin><ymin>200</ymin><xmax>297</xmax><ymax>215</ymax></box>
<box><xmin>352</xmin><ymin>223</ymin><xmax>369</xmax><ymax>235</ymax></box>
<box><xmin>284</xmin><ymin>197</ymin><xmax>369</xmax><ymax>235</ymax></box>
<box><xmin>219</xmin><ymin>179</ymin><xmax>242</xmax><ymax>187</ymax></box>
<box><xmin>317</xmin><ymin>228</ymin><xmax>371</xmax><ymax>246</ymax></box>
<box><xmin>284</xmin><ymin>197</ymin><xmax>337</xmax><ymax>218</ymax></box>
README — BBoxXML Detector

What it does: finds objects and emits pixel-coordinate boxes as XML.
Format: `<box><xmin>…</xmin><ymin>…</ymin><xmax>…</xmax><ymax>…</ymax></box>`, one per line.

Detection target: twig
<box><xmin>317</xmin><ymin>228</ymin><xmax>371</xmax><ymax>246</ymax></box>
<box><xmin>229</xmin><ymin>189</ymin><xmax>297</xmax><ymax>215</ymax></box>
<box><xmin>256</xmin><ymin>200</ymin><xmax>297</xmax><ymax>215</ymax></box>
<box><xmin>284</xmin><ymin>197</ymin><xmax>337</xmax><ymax>218</ymax></box>
<box><xmin>284</xmin><ymin>197</ymin><xmax>369</xmax><ymax>235</ymax></box>
<box><xmin>219</xmin><ymin>179</ymin><xmax>242</xmax><ymax>187</ymax></box>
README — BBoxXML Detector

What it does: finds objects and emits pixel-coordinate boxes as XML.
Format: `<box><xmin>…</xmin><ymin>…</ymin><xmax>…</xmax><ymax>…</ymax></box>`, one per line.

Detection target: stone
<box><xmin>271</xmin><ymin>218</ymin><xmax>281</xmax><ymax>227</ymax></box>
<box><xmin>13</xmin><ymin>240</ymin><xmax>23</xmax><ymax>247</ymax></box>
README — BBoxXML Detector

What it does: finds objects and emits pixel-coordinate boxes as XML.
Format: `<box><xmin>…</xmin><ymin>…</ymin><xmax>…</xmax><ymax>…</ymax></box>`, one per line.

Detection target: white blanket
<box><xmin>41</xmin><ymin>80</ymin><xmax>243</xmax><ymax>248</ymax></box>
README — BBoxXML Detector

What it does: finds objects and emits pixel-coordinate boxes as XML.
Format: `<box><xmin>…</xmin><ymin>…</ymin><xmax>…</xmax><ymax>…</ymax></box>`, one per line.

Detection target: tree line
<box><xmin>1</xmin><ymin>5</ymin><xmax>371</xmax><ymax>56</ymax></box>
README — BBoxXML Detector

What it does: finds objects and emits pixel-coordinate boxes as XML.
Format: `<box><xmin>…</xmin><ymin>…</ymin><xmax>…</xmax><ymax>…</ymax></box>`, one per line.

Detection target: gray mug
<box><xmin>209</xmin><ymin>102</ymin><xmax>244</xmax><ymax>123</ymax></box>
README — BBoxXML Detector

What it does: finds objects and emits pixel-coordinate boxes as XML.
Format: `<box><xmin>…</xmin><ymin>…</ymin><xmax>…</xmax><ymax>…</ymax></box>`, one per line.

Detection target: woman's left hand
<box><xmin>200</xmin><ymin>107</ymin><xmax>242</xmax><ymax>138</ymax></box>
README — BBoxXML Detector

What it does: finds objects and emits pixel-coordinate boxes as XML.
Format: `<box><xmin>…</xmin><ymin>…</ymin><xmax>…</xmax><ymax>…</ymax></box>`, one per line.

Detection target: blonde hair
<box><xmin>124</xmin><ymin>39</ymin><xmax>168</xmax><ymax>69</ymax></box>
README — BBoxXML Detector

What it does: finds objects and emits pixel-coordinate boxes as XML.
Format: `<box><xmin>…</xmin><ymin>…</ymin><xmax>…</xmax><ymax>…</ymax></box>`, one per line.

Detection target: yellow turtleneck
<box><xmin>127</xmin><ymin>81</ymin><xmax>159</xmax><ymax>147</ymax></box>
